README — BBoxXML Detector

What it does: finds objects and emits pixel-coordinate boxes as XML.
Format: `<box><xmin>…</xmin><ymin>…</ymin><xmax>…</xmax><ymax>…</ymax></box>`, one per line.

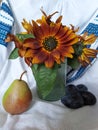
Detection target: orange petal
<box><xmin>32</xmin><ymin>50</ymin><xmax>48</xmax><ymax>64</ymax></box>
<box><xmin>25</xmin><ymin>49</ymin><xmax>35</xmax><ymax>57</ymax></box>
<box><xmin>55</xmin><ymin>58</ymin><xmax>61</xmax><ymax>64</ymax></box>
<box><xmin>49</xmin><ymin>23</ymin><xmax>61</xmax><ymax>36</ymax></box>
<box><xmin>60</xmin><ymin>29</ymin><xmax>73</xmax><ymax>40</ymax></box>
<box><xmin>25</xmin><ymin>58</ymin><xmax>32</xmax><ymax>66</ymax></box>
<box><xmin>64</xmin><ymin>33</ymin><xmax>78</xmax><ymax>43</ymax></box>
<box><xmin>55</xmin><ymin>26</ymin><xmax>69</xmax><ymax>39</ymax></box>
<box><xmin>78</xmin><ymin>53</ymin><xmax>90</xmax><ymax>66</ymax></box>
<box><xmin>60</xmin><ymin>45</ymin><xmax>74</xmax><ymax>53</ymax></box>
<box><xmin>84</xmin><ymin>35</ymin><xmax>97</xmax><ymax>45</ymax></box>
<box><xmin>56</xmin><ymin>16</ymin><xmax>62</xmax><ymax>23</ymax></box>
<box><xmin>22</xmin><ymin>19</ymin><xmax>33</xmax><ymax>33</ymax></box>
<box><xmin>83</xmin><ymin>48</ymin><xmax>97</xmax><ymax>57</ymax></box>
<box><xmin>18</xmin><ymin>49</ymin><xmax>26</xmax><ymax>57</ymax></box>
<box><xmin>52</xmin><ymin>50</ymin><xmax>60</xmax><ymax>59</ymax></box>
<box><xmin>60</xmin><ymin>46</ymin><xmax>74</xmax><ymax>58</ymax></box>
<box><xmin>61</xmin><ymin>56</ymin><xmax>65</xmax><ymax>62</ymax></box>
<box><xmin>23</xmin><ymin>38</ymin><xmax>41</xmax><ymax>49</ymax></box>
<box><xmin>32</xmin><ymin>20</ymin><xmax>44</xmax><ymax>38</ymax></box>
<box><xmin>60</xmin><ymin>37</ymin><xmax>79</xmax><ymax>46</ymax></box>
<box><xmin>40</xmin><ymin>19</ymin><xmax>50</xmax><ymax>36</ymax></box>
<box><xmin>45</xmin><ymin>55</ymin><xmax>54</xmax><ymax>68</ymax></box>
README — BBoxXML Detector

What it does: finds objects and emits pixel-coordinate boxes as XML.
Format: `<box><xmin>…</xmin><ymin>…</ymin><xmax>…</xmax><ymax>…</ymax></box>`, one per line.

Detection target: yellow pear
<box><xmin>2</xmin><ymin>71</ymin><xmax>32</xmax><ymax>115</ymax></box>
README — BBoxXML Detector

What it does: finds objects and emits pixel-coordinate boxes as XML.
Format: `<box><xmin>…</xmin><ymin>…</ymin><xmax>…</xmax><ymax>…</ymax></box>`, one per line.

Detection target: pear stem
<box><xmin>20</xmin><ymin>71</ymin><xmax>27</xmax><ymax>80</ymax></box>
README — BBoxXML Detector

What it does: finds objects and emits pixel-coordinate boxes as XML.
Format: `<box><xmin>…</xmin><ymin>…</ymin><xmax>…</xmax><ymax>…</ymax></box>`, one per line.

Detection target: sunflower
<box><xmin>25</xmin><ymin>19</ymin><xmax>79</xmax><ymax>68</ymax></box>
<box><xmin>8</xmin><ymin>11</ymin><xmax>79</xmax><ymax>68</ymax></box>
<box><xmin>78</xmin><ymin>32</ymin><xmax>98</xmax><ymax>66</ymax></box>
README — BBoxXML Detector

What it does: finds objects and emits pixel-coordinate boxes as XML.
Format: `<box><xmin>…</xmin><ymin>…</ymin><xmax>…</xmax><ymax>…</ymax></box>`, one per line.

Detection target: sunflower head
<box><xmin>72</xmin><ymin>32</ymin><xmax>98</xmax><ymax>67</ymax></box>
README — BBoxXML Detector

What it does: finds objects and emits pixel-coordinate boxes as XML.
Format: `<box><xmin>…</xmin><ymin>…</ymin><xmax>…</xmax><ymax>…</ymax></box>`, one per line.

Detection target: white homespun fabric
<box><xmin>0</xmin><ymin>0</ymin><xmax>98</xmax><ymax>130</ymax></box>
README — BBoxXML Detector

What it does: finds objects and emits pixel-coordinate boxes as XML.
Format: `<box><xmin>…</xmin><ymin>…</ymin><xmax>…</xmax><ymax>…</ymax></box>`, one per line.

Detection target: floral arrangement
<box><xmin>5</xmin><ymin>10</ymin><xmax>98</xmax><ymax>101</ymax></box>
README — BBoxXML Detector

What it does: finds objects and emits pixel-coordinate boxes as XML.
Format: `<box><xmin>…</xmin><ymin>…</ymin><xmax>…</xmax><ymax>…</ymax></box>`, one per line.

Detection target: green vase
<box><xmin>31</xmin><ymin>59</ymin><xmax>67</xmax><ymax>101</ymax></box>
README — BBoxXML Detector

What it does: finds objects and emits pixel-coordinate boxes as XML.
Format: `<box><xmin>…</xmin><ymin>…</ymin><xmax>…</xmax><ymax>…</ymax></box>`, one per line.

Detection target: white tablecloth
<box><xmin>0</xmin><ymin>0</ymin><xmax>98</xmax><ymax>130</ymax></box>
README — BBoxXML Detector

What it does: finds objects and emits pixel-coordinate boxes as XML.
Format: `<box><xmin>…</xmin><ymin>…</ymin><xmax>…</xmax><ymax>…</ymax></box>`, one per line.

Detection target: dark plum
<box><xmin>61</xmin><ymin>93</ymin><xmax>84</xmax><ymax>109</ymax></box>
<box><xmin>80</xmin><ymin>91</ymin><xmax>97</xmax><ymax>105</ymax></box>
<box><xmin>76</xmin><ymin>84</ymin><xmax>88</xmax><ymax>91</ymax></box>
<box><xmin>65</xmin><ymin>84</ymin><xmax>77</xmax><ymax>95</ymax></box>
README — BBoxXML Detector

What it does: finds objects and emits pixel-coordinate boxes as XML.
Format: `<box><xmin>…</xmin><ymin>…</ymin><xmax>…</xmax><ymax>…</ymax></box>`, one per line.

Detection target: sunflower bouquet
<box><xmin>6</xmin><ymin>10</ymin><xmax>98</xmax><ymax>101</ymax></box>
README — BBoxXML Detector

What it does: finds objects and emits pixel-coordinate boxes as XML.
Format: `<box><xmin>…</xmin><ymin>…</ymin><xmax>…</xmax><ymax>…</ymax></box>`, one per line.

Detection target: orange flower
<box><xmin>78</xmin><ymin>32</ymin><xmax>98</xmax><ymax>66</ymax></box>
<box><xmin>19</xmin><ymin>13</ymin><xmax>79</xmax><ymax>68</ymax></box>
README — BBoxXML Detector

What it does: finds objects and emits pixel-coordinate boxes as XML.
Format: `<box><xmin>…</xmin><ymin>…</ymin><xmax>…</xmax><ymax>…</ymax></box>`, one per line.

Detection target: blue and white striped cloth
<box><xmin>0</xmin><ymin>0</ymin><xmax>14</xmax><ymax>47</ymax></box>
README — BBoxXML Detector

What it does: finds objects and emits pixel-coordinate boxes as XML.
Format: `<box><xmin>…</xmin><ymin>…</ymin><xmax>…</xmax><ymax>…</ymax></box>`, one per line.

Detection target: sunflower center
<box><xmin>43</xmin><ymin>36</ymin><xmax>58</xmax><ymax>51</ymax></box>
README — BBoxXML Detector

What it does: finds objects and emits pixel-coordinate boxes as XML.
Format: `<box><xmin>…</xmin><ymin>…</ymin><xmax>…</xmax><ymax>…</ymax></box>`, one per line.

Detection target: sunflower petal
<box><xmin>55</xmin><ymin>26</ymin><xmax>69</xmax><ymax>39</ymax></box>
<box><xmin>56</xmin><ymin>16</ymin><xmax>62</xmax><ymax>23</ymax></box>
<box><xmin>23</xmin><ymin>38</ymin><xmax>41</xmax><ymax>49</ymax></box>
<box><xmin>18</xmin><ymin>48</ymin><xmax>26</xmax><ymax>57</ymax></box>
<box><xmin>52</xmin><ymin>50</ymin><xmax>60</xmax><ymax>59</ymax></box>
<box><xmin>24</xmin><ymin>49</ymin><xmax>35</xmax><ymax>57</ymax></box>
<box><xmin>32</xmin><ymin>20</ymin><xmax>44</xmax><ymax>39</ymax></box>
<box><xmin>64</xmin><ymin>33</ymin><xmax>78</xmax><ymax>43</ymax></box>
<box><xmin>55</xmin><ymin>58</ymin><xmax>61</xmax><ymax>64</ymax></box>
<box><xmin>81</xmin><ymin>32</ymin><xmax>97</xmax><ymax>45</ymax></box>
<box><xmin>60</xmin><ymin>46</ymin><xmax>74</xmax><ymax>58</ymax></box>
<box><xmin>61</xmin><ymin>56</ymin><xmax>66</xmax><ymax>63</ymax></box>
<box><xmin>49</xmin><ymin>23</ymin><xmax>61</xmax><ymax>36</ymax></box>
<box><xmin>60</xmin><ymin>45</ymin><xmax>74</xmax><ymax>54</ymax></box>
<box><xmin>32</xmin><ymin>50</ymin><xmax>48</xmax><ymax>64</ymax></box>
<box><xmin>25</xmin><ymin>58</ymin><xmax>32</xmax><ymax>66</ymax></box>
<box><xmin>22</xmin><ymin>19</ymin><xmax>33</xmax><ymax>33</ymax></box>
<box><xmin>45</xmin><ymin>55</ymin><xmax>54</xmax><ymax>68</ymax></box>
<box><xmin>84</xmin><ymin>35</ymin><xmax>97</xmax><ymax>45</ymax></box>
<box><xmin>40</xmin><ymin>17</ymin><xmax>50</xmax><ymax>36</ymax></box>
<box><xmin>83</xmin><ymin>49</ymin><xmax>97</xmax><ymax>60</ymax></box>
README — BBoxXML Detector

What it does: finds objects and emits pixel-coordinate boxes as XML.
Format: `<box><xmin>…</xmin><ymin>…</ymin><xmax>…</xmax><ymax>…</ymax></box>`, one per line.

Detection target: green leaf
<box><xmin>9</xmin><ymin>48</ymin><xmax>19</xmax><ymax>59</ymax></box>
<box><xmin>67</xmin><ymin>56</ymin><xmax>80</xmax><ymax>69</ymax></box>
<box><xmin>16</xmin><ymin>33</ymin><xmax>35</xmax><ymax>42</ymax></box>
<box><xmin>31</xmin><ymin>64</ymin><xmax>58</xmax><ymax>99</ymax></box>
